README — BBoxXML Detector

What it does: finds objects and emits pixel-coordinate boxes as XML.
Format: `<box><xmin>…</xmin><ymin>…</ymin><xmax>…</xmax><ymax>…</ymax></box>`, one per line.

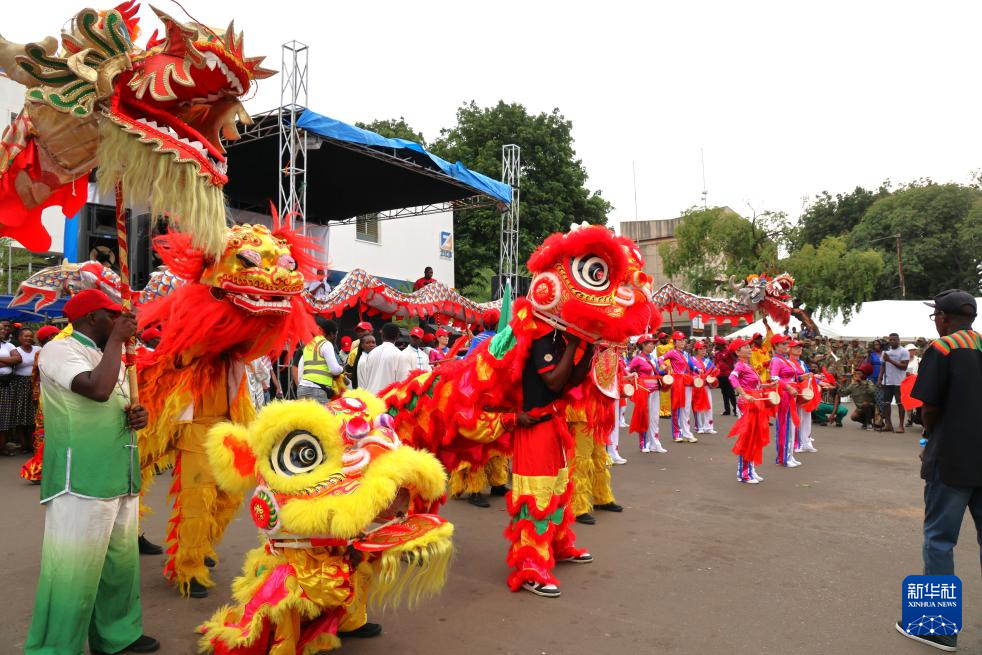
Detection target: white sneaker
<box><xmin>752</xmin><ymin>472</ymin><xmax>764</xmax><ymax>481</ymax></box>
<box><xmin>740</xmin><ymin>478</ymin><xmax>760</xmax><ymax>484</ymax></box>
<box><xmin>612</xmin><ymin>456</ymin><xmax>628</xmax><ymax>465</ymax></box>
<box><xmin>708</xmin><ymin>429</ymin><xmax>718</xmax><ymax>434</ymax></box>
<box><xmin>788</xmin><ymin>459</ymin><xmax>802</xmax><ymax>468</ymax></box>
<box><xmin>801</xmin><ymin>446</ymin><xmax>817</xmax><ymax>453</ymax></box>
<box><xmin>523</xmin><ymin>581</ymin><xmax>561</xmax><ymax>598</ymax></box>
<box><xmin>684</xmin><ymin>435</ymin><xmax>698</xmax><ymax>443</ymax></box>
<box><xmin>793</xmin><ymin>448</ymin><xmax>803</xmax><ymax>453</ymax></box>
<box><xmin>619</xmin><ymin>421</ymin><xmax>629</xmax><ymax>428</ymax></box>
<box><xmin>653</xmin><ymin>446</ymin><xmax>668</xmax><ymax>453</ymax></box>
<box><xmin>641</xmin><ymin>447</ymin><xmax>651</xmax><ymax>453</ymax></box>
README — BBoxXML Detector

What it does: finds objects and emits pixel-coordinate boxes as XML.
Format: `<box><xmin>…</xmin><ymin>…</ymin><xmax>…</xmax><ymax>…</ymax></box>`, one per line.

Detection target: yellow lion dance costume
<box><xmin>198</xmin><ymin>390</ymin><xmax>453</xmax><ymax>654</ymax></box>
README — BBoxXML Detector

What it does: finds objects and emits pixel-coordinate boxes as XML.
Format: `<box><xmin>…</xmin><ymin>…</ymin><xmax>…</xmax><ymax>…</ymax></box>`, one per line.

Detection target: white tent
<box><xmin>725</xmin><ymin>298</ymin><xmax>981</xmax><ymax>341</ymax></box>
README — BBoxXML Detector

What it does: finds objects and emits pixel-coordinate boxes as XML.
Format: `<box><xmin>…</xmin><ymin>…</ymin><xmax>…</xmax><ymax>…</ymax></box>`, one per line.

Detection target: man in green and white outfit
<box><xmin>24</xmin><ymin>289</ymin><xmax>158</xmax><ymax>654</ymax></box>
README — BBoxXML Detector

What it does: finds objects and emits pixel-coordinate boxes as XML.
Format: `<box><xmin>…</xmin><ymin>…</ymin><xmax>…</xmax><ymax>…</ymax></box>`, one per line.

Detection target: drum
<box><xmin>693</xmin><ymin>377</ymin><xmax>705</xmax><ymax>388</ymax></box>
<box><xmin>706</xmin><ymin>375</ymin><xmax>717</xmax><ymax>385</ymax></box>
<box><xmin>621</xmin><ymin>382</ymin><xmax>635</xmax><ymax>398</ymax></box>
<box><xmin>799</xmin><ymin>385</ymin><xmax>814</xmax><ymax>401</ymax></box>
<box><xmin>661</xmin><ymin>374</ymin><xmax>674</xmax><ymax>386</ymax></box>
<box><xmin>766</xmin><ymin>391</ymin><xmax>780</xmax><ymax>405</ymax></box>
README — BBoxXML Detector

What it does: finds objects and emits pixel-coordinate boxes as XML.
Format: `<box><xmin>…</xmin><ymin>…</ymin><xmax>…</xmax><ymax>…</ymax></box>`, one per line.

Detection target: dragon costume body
<box><xmin>137</xmin><ymin>221</ymin><xmax>319</xmax><ymax>595</ymax></box>
<box><xmin>653</xmin><ymin>272</ymin><xmax>795</xmax><ymax>325</ymax></box>
<box><xmin>0</xmin><ymin>2</ymin><xmax>273</xmax><ymax>255</ymax></box>
<box><xmin>383</xmin><ymin>223</ymin><xmax>658</xmax><ymax>592</ymax></box>
<box><xmin>198</xmin><ymin>390</ymin><xmax>453</xmax><ymax>654</ymax></box>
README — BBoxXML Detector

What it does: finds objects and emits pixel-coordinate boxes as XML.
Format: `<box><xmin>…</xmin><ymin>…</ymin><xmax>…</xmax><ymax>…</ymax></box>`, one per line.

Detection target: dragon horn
<box><xmin>728</xmin><ymin>275</ymin><xmax>745</xmax><ymax>291</ymax></box>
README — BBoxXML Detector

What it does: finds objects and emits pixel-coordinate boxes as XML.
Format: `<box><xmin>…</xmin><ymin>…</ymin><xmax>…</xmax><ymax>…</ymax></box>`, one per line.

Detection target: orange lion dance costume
<box><xmin>384</xmin><ymin>222</ymin><xmax>658</xmax><ymax>596</ymax></box>
<box><xmin>138</xmin><ymin>221</ymin><xmax>319</xmax><ymax>596</ymax></box>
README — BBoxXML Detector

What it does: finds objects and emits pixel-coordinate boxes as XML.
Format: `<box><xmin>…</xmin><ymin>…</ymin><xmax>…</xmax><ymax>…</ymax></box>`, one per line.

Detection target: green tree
<box><xmin>848</xmin><ymin>182</ymin><xmax>982</xmax><ymax>298</ymax></box>
<box><xmin>430</xmin><ymin>101</ymin><xmax>611</xmax><ymax>290</ymax></box>
<box><xmin>783</xmin><ymin>237</ymin><xmax>884</xmax><ymax>321</ymax></box>
<box><xmin>659</xmin><ymin>206</ymin><xmax>790</xmax><ymax>294</ymax></box>
<box><xmin>459</xmin><ymin>266</ymin><xmax>495</xmax><ymax>303</ymax></box>
<box><xmin>354</xmin><ymin>117</ymin><xmax>426</xmax><ymax>145</ymax></box>
<box><xmin>795</xmin><ymin>184</ymin><xmax>891</xmax><ymax>249</ymax></box>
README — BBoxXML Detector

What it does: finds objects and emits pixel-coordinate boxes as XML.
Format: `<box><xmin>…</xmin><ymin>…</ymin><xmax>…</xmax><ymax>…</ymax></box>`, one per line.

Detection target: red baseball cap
<box><xmin>637</xmin><ymin>334</ymin><xmax>657</xmax><ymax>345</ymax></box>
<box><xmin>728</xmin><ymin>337</ymin><xmax>751</xmax><ymax>352</ymax></box>
<box><xmin>752</xmin><ymin>332</ymin><xmax>762</xmax><ymax>340</ymax></box>
<box><xmin>657</xmin><ymin>331</ymin><xmax>668</xmax><ymax>338</ymax></box>
<box><xmin>771</xmin><ymin>334</ymin><xmax>789</xmax><ymax>345</ymax></box>
<box><xmin>672</xmin><ymin>331</ymin><xmax>686</xmax><ymax>340</ymax></box>
<box><xmin>340</xmin><ymin>336</ymin><xmax>352</xmax><ymax>348</ymax></box>
<box><xmin>141</xmin><ymin>327</ymin><xmax>162</xmax><ymax>341</ymax></box>
<box><xmin>435</xmin><ymin>328</ymin><xmax>449</xmax><ymax>338</ymax></box>
<box><xmin>36</xmin><ymin>325</ymin><xmax>60</xmax><ymax>342</ymax></box>
<box><xmin>713</xmin><ymin>336</ymin><xmax>727</xmax><ymax>346</ymax></box>
<box><xmin>356</xmin><ymin>321</ymin><xmax>373</xmax><ymax>331</ymax></box>
<box><xmin>409</xmin><ymin>327</ymin><xmax>424</xmax><ymax>339</ymax></box>
<box><xmin>788</xmin><ymin>339</ymin><xmax>802</xmax><ymax>348</ymax></box>
<box><xmin>693</xmin><ymin>340</ymin><xmax>707</xmax><ymax>350</ymax></box>
<box><xmin>64</xmin><ymin>289</ymin><xmax>122</xmax><ymax>322</ymax></box>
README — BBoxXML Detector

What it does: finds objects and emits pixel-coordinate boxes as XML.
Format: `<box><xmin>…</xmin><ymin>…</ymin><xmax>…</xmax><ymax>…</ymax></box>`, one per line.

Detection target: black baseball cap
<box><xmin>924</xmin><ymin>289</ymin><xmax>977</xmax><ymax>317</ymax></box>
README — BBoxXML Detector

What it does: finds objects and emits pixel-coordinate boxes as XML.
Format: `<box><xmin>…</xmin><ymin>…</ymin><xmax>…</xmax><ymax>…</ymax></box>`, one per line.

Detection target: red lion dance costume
<box><xmin>137</xmin><ymin>220</ymin><xmax>318</xmax><ymax>596</ymax></box>
<box><xmin>384</xmin><ymin>222</ymin><xmax>656</xmax><ymax>596</ymax></box>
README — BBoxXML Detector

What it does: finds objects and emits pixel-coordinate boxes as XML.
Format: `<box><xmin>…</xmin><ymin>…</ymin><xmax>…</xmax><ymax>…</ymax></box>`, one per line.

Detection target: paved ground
<box><xmin>3</xmin><ymin>401</ymin><xmax>981</xmax><ymax>655</ymax></box>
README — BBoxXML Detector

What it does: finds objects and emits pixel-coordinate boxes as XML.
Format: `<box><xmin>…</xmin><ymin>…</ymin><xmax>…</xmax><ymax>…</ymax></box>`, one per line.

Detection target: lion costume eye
<box><xmin>570</xmin><ymin>255</ymin><xmax>610</xmax><ymax>291</ymax></box>
<box><xmin>271</xmin><ymin>430</ymin><xmax>324</xmax><ymax>476</ymax></box>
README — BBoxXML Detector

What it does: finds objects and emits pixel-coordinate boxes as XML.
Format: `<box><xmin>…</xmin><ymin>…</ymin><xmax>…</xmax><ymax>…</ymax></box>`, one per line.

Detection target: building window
<box><xmin>356</xmin><ymin>213</ymin><xmax>379</xmax><ymax>243</ymax></box>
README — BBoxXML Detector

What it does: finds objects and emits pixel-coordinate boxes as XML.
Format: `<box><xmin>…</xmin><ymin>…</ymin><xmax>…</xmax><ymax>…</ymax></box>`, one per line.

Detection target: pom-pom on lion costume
<box><xmin>138</xmin><ymin>219</ymin><xmax>321</xmax><ymax>596</ymax></box>
<box><xmin>198</xmin><ymin>390</ymin><xmax>453</xmax><ymax>654</ymax></box>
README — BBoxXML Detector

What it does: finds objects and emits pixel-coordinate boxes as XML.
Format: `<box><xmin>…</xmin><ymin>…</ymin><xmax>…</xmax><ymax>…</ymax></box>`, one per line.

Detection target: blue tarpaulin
<box><xmin>0</xmin><ymin>295</ymin><xmax>66</xmax><ymax>322</ymax></box>
<box><xmin>296</xmin><ymin>110</ymin><xmax>512</xmax><ymax>205</ymax></box>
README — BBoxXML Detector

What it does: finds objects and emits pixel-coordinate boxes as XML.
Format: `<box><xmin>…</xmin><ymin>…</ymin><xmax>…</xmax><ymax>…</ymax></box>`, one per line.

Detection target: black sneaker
<box><xmin>137</xmin><ymin>535</ymin><xmax>162</xmax><ymax>556</ymax></box>
<box><xmin>339</xmin><ymin>623</ymin><xmax>383</xmax><ymax>638</ymax></box>
<box><xmin>204</xmin><ymin>556</ymin><xmax>216</xmax><ymax>568</ymax></box>
<box><xmin>895</xmin><ymin>621</ymin><xmax>957</xmax><ymax>651</ymax></box>
<box><xmin>522</xmin><ymin>581</ymin><xmax>561</xmax><ymax>598</ymax></box>
<box><xmin>467</xmin><ymin>493</ymin><xmax>490</xmax><ymax>508</ymax></box>
<box><xmin>91</xmin><ymin>634</ymin><xmax>161</xmax><ymax>654</ymax></box>
<box><xmin>575</xmin><ymin>513</ymin><xmax>596</xmax><ymax>525</ymax></box>
<box><xmin>558</xmin><ymin>552</ymin><xmax>594</xmax><ymax>564</ymax></box>
<box><xmin>489</xmin><ymin>485</ymin><xmax>509</xmax><ymax>497</ymax></box>
<box><xmin>188</xmin><ymin>579</ymin><xmax>208</xmax><ymax>599</ymax></box>
<box><xmin>595</xmin><ymin>502</ymin><xmax>623</xmax><ymax>513</ymax></box>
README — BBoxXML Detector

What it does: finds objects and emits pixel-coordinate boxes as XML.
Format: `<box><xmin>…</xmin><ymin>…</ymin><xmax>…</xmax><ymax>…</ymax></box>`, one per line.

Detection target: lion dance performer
<box><xmin>198</xmin><ymin>390</ymin><xmax>454</xmax><ymax>654</ymax></box>
<box><xmin>384</xmin><ymin>222</ymin><xmax>656</xmax><ymax>598</ymax></box>
<box><xmin>570</xmin><ymin>374</ymin><xmax>623</xmax><ymax>525</ymax></box>
<box><xmin>137</xmin><ymin>221</ymin><xmax>319</xmax><ymax>597</ymax></box>
<box><xmin>728</xmin><ymin>338</ymin><xmax>777</xmax><ymax>484</ymax></box>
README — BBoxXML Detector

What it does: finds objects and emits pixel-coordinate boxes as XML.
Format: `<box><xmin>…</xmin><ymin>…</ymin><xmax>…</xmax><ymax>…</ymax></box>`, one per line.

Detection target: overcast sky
<box><xmin>9</xmin><ymin>1</ymin><xmax>982</xmax><ymax>229</ymax></box>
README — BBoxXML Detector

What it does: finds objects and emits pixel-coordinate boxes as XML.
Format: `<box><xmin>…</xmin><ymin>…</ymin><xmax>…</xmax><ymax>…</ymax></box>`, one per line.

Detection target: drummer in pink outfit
<box><xmin>627</xmin><ymin>335</ymin><xmax>667</xmax><ymax>454</ymax></box>
<box><xmin>769</xmin><ymin>334</ymin><xmax>802</xmax><ymax>468</ymax></box>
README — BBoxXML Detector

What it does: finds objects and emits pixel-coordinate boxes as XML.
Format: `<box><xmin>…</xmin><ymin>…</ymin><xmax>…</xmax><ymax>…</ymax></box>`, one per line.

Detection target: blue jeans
<box><xmin>922</xmin><ymin>469</ymin><xmax>982</xmax><ymax>575</ymax></box>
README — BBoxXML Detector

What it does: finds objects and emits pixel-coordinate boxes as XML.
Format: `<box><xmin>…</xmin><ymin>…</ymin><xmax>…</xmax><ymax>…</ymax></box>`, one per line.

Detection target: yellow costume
<box><xmin>449</xmin><ymin>455</ymin><xmax>510</xmax><ymax>497</ymax></box>
<box><xmin>750</xmin><ymin>324</ymin><xmax>774</xmax><ymax>382</ymax></box>
<box><xmin>198</xmin><ymin>391</ymin><xmax>453</xmax><ymax>654</ymax></box>
<box><xmin>569</xmin><ymin>399</ymin><xmax>616</xmax><ymax>517</ymax></box>
<box><xmin>656</xmin><ymin>341</ymin><xmax>674</xmax><ymax>416</ymax></box>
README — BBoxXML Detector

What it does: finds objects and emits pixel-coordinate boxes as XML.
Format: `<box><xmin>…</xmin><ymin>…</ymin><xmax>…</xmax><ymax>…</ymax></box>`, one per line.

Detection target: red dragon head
<box><xmin>729</xmin><ymin>272</ymin><xmax>796</xmax><ymax>324</ymax></box>
<box><xmin>525</xmin><ymin>221</ymin><xmax>658</xmax><ymax>343</ymax></box>
<box><xmin>0</xmin><ymin>2</ymin><xmax>274</xmax><ymax>255</ymax></box>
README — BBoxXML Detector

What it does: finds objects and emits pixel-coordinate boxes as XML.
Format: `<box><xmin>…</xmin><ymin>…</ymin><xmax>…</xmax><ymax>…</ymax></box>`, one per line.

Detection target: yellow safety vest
<box><xmin>302</xmin><ymin>336</ymin><xmax>334</xmax><ymax>386</ymax></box>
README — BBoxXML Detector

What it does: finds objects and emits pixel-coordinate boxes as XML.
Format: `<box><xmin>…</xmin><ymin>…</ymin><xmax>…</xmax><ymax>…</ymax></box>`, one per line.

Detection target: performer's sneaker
<box><xmin>523</xmin><ymin>581</ymin><xmax>561</xmax><ymax>598</ymax></box>
<box><xmin>188</xmin><ymin>579</ymin><xmax>209</xmax><ymax>599</ymax></box>
<box><xmin>339</xmin><ymin>623</ymin><xmax>383</xmax><ymax>638</ymax></box>
<box><xmin>575</xmin><ymin>513</ymin><xmax>596</xmax><ymax>525</ymax></box>
<box><xmin>752</xmin><ymin>472</ymin><xmax>765</xmax><ymax>481</ymax></box>
<box><xmin>612</xmin><ymin>455</ymin><xmax>628</xmax><ymax>465</ymax></box>
<box><xmin>489</xmin><ymin>485</ymin><xmax>510</xmax><ymax>497</ymax></box>
<box><xmin>641</xmin><ymin>447</ymin><xmax>651</xmax><ymax>453</ymax></box>
<box><xmin>468</xmin><ymin>493</ymin><xmax>490</xmax><ymax>508</ymax></box>
<box><xmin>801</xmin><ymin>446</ymin><xmax>817</xmax><ymax>453</ymax></box>
<box><xmin>684</xmin><ymin>435</ymin><xmax>698</xmax><ymax>443</ymax></box>
<box><xmin>895</xmin><ymin>621</ymin><xmax>957</xmax><ymax>651</ymax></box>
<box><xmin>739</xmin><ymin>478</ymin><xmax>760</xmax><ymax>484</ymax></box>
<box><xmin>595</xmin><ymin>502</ymin><xmax>623</xmax><ymax>512</ymax></box>
<box><xmin>787</xmin><ymin>459</ymin><xmax>802</xmax><ymax>468</ymax></box>
<box><xmin>559</xmin><ymin>553</ymin><xmax>594</xmax><ymax>564</ymax></box>
<box><xmin>653</xmin><ymin>446</ymin><xmax>668</xmax><ymax>453</ymax></box>
<box><xmin>204</xmin><ymin>556</ymin><xmax>217</xmax><ymax>568</ymax></box>
<box><xmin>673</xmin><ymin>438</ymin><xmax>684</xmax><ymax>443</ymax></box>
<box><xmin>92</xmin><ymin>634</ymin><xmax>160</xmax><ymax>654</ymax></box>
<box><xmin>138</xmin><ymin>535</ymin><xmax>163</xmax><ymax>556</ymax></box>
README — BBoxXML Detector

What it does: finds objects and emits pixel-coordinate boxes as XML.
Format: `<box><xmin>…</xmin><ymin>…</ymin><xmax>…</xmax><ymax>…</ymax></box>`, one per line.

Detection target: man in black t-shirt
<box><xmin>506</xmin><ymin>329</ymin><xmax>595</xmax><ymax>599</ymax></box>
<box><xmin>895</xmin><ymin>289</ymin><xmax>982</xmax><ymax>652</ymax></box>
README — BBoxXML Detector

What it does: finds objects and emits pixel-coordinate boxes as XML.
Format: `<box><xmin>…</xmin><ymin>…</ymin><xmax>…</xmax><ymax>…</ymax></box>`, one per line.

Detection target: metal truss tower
<box><xmin>279</xmin><ymin>41</ymin><xmax>309</xmax><ymax>233</ymax></box>
<box><xmin>498</xmin><ymin>144</ymin><xmax>521</xmax><ymax>299</ymax></box>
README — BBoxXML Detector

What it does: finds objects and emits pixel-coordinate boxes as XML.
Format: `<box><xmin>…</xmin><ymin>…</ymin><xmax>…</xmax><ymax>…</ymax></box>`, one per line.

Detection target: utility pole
<box><xmin>895</xmin><ymin>233</ymin><xmax>906</xmax><ymax>298</ymax></box>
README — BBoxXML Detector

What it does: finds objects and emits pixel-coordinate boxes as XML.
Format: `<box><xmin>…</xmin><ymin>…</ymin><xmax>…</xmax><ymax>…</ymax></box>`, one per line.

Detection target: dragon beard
<box><xmin>138</xmin><ymin>283</ymin><xmax>316</xmax><ymax>364</ymax></box>
<box><xmin>96</xmin><ymin>123</ymin><xmax>227</xmax><ymax>257</ymax></box>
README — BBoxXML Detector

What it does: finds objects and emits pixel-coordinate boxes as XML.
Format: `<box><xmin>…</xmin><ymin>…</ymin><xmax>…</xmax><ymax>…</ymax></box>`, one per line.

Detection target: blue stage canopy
<box><xmin>0</xmin><ymin>295</ymin><xmax>66</xmax><ymax>322</ymax></box>
<box><xmin>296</xmin><ymin>110</ymin><xmax>512</xmax><ymax>205</ymax></box>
